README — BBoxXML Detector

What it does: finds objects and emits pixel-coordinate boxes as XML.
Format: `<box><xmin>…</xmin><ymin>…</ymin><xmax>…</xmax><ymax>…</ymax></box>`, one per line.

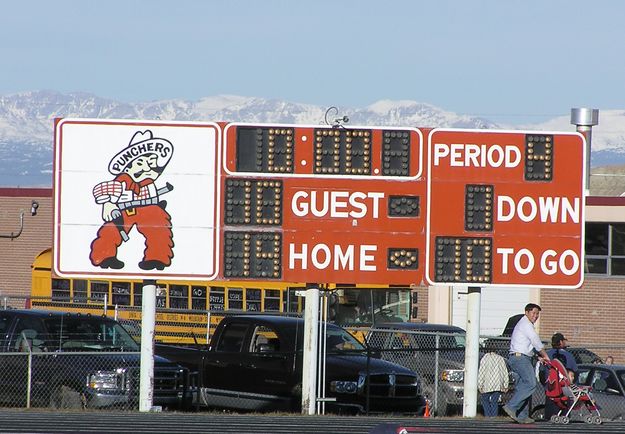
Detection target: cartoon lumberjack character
<box><xmin>89</xmin><ymin>130</ymin><xmax>175</xmax><ymax>270</ymax></box>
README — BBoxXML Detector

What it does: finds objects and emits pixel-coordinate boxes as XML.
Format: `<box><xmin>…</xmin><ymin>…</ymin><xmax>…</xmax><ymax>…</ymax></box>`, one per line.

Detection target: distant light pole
<box><xmin>570</xmin><ymin>108</ymin><xmax>599</xmax><ymax>194</ymax></box>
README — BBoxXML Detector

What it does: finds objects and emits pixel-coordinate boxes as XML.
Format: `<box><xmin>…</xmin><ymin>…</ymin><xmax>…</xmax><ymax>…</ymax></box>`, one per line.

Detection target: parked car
<box><xmin>366</xmin><ymin>322</ymin><xmax>467</xmax><ymax>416</ymax></box>
<box><xmin>0</xmin><ymin>309</ymin><xmax>191</xmax><ymax>409</ymax></box>
<box><xmin>156</xmin><ymin>315</ymin><xmax>427</xmax><ymax>415</ymax></box>
<box><xmin>576</xmin><ymin>363</ymin><xmax>625</xmax><ymax>421</ymax></box>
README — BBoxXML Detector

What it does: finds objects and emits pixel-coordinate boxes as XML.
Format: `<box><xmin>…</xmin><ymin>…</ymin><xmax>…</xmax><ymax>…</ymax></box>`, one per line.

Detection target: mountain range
<box><xmin>1</xmin><ymin>90</ymin><xmax>624</xmax><ymax>188</ymax></box>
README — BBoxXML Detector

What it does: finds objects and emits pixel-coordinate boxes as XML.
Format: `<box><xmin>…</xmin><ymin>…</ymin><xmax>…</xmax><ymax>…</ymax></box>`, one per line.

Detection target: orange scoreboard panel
<box><xmin>426</xmin><ymin>129</ymin><xmax>586</xmax><ymax>288</ymax></box>
<box><xmin>220</xmin><ymin>123</ymin><xmax>426</xmax><ymax>285</ymax></box>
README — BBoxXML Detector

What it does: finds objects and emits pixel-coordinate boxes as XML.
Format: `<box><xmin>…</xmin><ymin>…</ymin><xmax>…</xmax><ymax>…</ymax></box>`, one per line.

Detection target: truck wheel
<box><xmin>49</xmin><ymin>385</ymin><xmax>85</xmax><ymax>409</ymax></box>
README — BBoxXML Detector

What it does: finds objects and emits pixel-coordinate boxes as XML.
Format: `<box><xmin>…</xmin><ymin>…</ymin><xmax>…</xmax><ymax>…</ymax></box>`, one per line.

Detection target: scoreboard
<box><xmin>425</xmin><ymin>129</ymin><xmax>585</xmax><ymax>288</ymax></box>
<box><xmin>221</xmin><ymin>123</ymin><xmax>425</xmax><ymax>284</ymax></box>
<box><xmin>53</xmin><ymin>120</ymin><xmax>585</xmax><ymax>288</ymax></box>
<box><xmin>53</xmin><ymin>120</ymin><xmax>426</xmax><ymax>285</ymax></box>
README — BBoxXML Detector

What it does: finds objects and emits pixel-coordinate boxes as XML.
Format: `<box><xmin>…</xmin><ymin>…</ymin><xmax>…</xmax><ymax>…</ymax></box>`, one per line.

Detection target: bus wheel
<box><xmin>49</xmin><ymin>385</ymin><xmax>85</xmax><ymax>409</ymax></box>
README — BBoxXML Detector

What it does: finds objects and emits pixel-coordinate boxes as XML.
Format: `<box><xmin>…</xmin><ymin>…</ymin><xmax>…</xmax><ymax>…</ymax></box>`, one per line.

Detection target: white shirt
<box><xmin>478</xmin><ymin>352</ymin><xmax>509</xmax><ymax>393</ymax></box>
<box><xmin>509</xmin><ymin>314</ymin><xmax>544</xmax><ymax>356</ymax></box>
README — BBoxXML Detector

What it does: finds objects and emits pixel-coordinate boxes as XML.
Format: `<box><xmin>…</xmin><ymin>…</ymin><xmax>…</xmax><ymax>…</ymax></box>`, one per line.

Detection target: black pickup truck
<box><xmin>156</xmin><ymin>314</ymin><xmax>426</xmax><ymax>414</ymax></box>
<box><xmin>0</xmin><ymin>309</ymin><xmax>190</xmax><ymax>409</ymax></box>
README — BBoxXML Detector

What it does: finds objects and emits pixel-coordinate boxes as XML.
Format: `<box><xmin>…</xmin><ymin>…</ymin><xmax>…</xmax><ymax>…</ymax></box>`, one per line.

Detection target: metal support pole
<box><xmin>139</xmin><ymin>280</ymin><xmax>156</xmax><ymax>412</ymax></box>
<box><xmin>570</xmin><ymin>108</ymin><xmax>599</xmax><ymax>194</ymax></box>
<box><xmin>300</xmin><ymin>286</ymin><xmax>320</xmax><ymax>415</ymax></box>
<box><xmin>26</xmin><ymin>351</ymin><xmax>32</xmax><ymax>408</ymax></box>
<box><xmin>434</xmin><ymin>334</ymin><xmax>440</xmax><ymax>414</ymax></box>
<box><xmin>463</xmin><ymin>286</ymin><xmax>481</xmax><ymax>417</ymax></box>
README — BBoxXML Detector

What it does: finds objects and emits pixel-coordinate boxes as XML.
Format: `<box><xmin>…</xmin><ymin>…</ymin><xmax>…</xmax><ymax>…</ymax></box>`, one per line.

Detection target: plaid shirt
<box><xmin>93</xmin><ymin>174</ymin><xmax>155</xmax><ymax>204</ymax></box>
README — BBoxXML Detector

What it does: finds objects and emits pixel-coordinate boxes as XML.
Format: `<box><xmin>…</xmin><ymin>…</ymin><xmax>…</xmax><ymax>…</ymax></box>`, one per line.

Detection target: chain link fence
<box><xmin>0</xmin><ymin>304</ymin><xmax>192</xmax><ymax>412</ymax></box>
<box><xmin>0</xmin><ymin>351</ymin><xmax>190</xmax><ymax>410</ymax></box>
<box><xmin>366</xmin><ymin>327</ymin><xmax>625</xmax><ymax>420</ymax></box>
<box><xmin>5</xmin><ymin>294</ymin><xmax>625</xmax><ymax>419</ymax></box>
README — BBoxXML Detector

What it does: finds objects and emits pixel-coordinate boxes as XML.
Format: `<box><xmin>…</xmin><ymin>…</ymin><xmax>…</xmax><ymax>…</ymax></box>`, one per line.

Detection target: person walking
<box><xmin>478</xmin><ymin>352</ymin><xmax>509</xmax><ymax>417</ymax></box>
<box><xmin>503</xmin><ymin>303</ymin><xmax>550</xmax><ymax>424</ymax></box>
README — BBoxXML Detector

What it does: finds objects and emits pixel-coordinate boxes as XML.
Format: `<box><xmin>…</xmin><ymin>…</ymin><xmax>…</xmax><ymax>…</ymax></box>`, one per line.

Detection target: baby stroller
<box><xmin>544</xmin><ymin>358</ymin><xmax>602</xmax><ymax>425</ymax></box>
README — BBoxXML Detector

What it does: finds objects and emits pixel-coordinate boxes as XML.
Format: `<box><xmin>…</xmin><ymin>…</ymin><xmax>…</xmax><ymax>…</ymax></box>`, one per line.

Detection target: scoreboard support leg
<box><xmin>462</xmin><ymin>286</ymin><xmax>481</xmax><ymax>418</ymax></box>
<box><xmin>139</xmin><ymin>280</ymin><xmax>157</xmax><ymax>412</ymax></box>
<box><xmin>300</xmin><ymin>286</ymin><xmax>320</xmax><ymax>415</ymax></box>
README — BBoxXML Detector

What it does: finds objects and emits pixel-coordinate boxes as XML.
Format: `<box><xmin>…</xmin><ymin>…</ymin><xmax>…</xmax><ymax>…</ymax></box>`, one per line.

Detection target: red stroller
<box><xmin>544</xmin><ymin>358</ymin><xmax>602</xmax><ymax>424</ymax></box>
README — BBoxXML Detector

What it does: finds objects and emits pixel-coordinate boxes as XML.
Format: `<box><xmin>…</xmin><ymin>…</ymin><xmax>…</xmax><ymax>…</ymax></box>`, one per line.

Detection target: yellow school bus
<box><xmin>31</xmin><ymin>249</ymin><xmax>414</xmax><ymax>343</ymax></box>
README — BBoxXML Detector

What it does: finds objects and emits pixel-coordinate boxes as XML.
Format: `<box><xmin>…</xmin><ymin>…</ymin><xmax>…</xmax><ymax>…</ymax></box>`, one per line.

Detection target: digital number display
<box><xmin>388</xmin><ymin>195</ymin><xmax>420</xmax><ymax>217</ymax></box>
<box><xmin>225</xmin><ymin>178</ymin><xmax>283</xmax><ymax>226</ymax></box>
<box><xmin>465</xmin><ymin>185</ymin><xmax>493</xmax><ymax>231</ymax></box>
<box><xmin>525</xmin><ymin>134</ymin><xmax>553</xmax><ymax>181</ymax></box>
<box><xmin>313</xmin><ymin>128</ymin><xmax>371</xmax><ymax>175</ymax></box>
<box><xmin>434</xmin><ymin>237</ymin><xmax>492</xmax><ymax>283</ymax></box>
<box><xmin>387</xmin><ymin>248</ymin><xmax>419</xmax><ymax>270</ymax></box>
<box><xmin>224</xmin><ymin>231</ymin><xmax>282</xmax><ymax>279</ymax></box>
<box><xmin>381</xmin><ymin>130</ymin><xmax>411</xmax><ymax>176</ymax></box>
<box><xmin>236</xmin><ymin>126</ymin><xmax>294</xmax><ymax>173</ymax></box>
<box><xmin>230</xmin><ymin>124</ymin><xmax>417</xmax><ymax>178</ymax></box>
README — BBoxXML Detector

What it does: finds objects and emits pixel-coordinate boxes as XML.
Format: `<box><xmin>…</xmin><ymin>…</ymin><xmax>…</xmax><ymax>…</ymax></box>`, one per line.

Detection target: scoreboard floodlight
<box><xmin>425</xmin><ymin>128</ymin><xmax>586</xmax><ymax>288</ymax></box>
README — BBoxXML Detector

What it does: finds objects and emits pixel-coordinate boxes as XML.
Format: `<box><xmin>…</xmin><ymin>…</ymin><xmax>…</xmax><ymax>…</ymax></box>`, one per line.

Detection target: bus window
<box><xmin>73</xmin><ymin>279</ymin><xmax>87</xmax><ymax>303</ymax></box>
<box><xmin>191</xmin><ymin>285</ymin><xmax>207</xmax><ymax>310</ymax></box>
<box><xmin>169</xmin><ymin>284</ymin><xmax>188</xmax><ymax>309</ymax></box>
<box><xmin>344</xmin><ymin>288</ymin><xmax>410</xmax><ymax>325</ymax></box>
<box><xmin>156</xmin><ymin>287</ymin><xmax>167</xmax><ymax>308</ymax></box>
<box><xmin>287</xmin><ymin>287</ymin><xmax>303</xmax><ymax>313</ymax></box>
<box><xmin>209</xmin><ymin>287</ymin><xmax>225</xmax><ymax>311</ymax></box>
<box><xmin>112</xmin><ymin>282</ymin><xmax>131</xmax><ymax>306</ymax></box>
<box><xmin>246</xmin><ymin>288</ymin><xmax>261</xmax><ymax>312</ymax></box>
<box><xmin>51</xmin><ymin>278</ymin><xmax>70</xmax><ymax>301</ymax></box>
<box><xmin>228</xmin><ymin>287</ymin><xmax>243</xmax><ymax>310</ymax></box>
<box><xmin>133</xmin><ymin>282</ymin><xmax>143</xmax><ymax>306</ymax></box>
<box><xmin>264</xmin><ymin>289</ymin><xmax>281</xmax><ymax>312</ymax></box>
<box><xmin>90</xmin><ymin>281</ymin><xmax>109</xmax><ymax>303</ymax></box>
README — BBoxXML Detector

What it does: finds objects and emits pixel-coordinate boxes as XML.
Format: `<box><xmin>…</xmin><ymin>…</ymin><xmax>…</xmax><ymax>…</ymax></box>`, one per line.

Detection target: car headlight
<box><xmin>87</xmin><ymin>369</ymin><xmax>125</xmax><ymax>390</ymax></box>
<box><xmin>441</xmin><ymin>369</ymin><xmax>464</xmax><ymax>382</ymax></box>
<box><xmin>330</xmin><ymin>380</ymin><xmax>358</xmax><ymax>394</ymax></box>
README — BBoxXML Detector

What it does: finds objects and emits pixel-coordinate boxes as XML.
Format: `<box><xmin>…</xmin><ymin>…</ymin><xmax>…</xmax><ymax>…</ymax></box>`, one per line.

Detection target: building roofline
<box><xmin>0</xmin><ymin>187</ymin><xmax>52</xmax><ymax>197</ymax></box>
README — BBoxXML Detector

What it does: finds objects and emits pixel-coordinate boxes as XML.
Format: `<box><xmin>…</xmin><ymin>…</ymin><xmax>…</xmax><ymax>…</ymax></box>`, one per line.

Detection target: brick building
<box><xmin>0</xmin><ymin>188</ymin><xmax>52</xmax><ymax>294</ymax></box>
<box><xmin>2</xmin><ymin>187</ymin><xmax>624</xmax><ymax>361</ymax></box>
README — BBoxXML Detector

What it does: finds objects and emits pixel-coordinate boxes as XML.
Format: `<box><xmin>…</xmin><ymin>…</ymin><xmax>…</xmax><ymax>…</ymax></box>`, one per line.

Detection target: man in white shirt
<box><xmin>502</xmin><ymin>303</ymin><xmax>550</xmax><ymax>424</ymax></box>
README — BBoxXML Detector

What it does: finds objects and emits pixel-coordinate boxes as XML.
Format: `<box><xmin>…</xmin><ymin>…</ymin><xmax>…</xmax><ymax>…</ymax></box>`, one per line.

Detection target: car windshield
<box><xmin>43</xmin><ymin>317</ymin><xmax>139</xmax><ymax>351</ymax></box>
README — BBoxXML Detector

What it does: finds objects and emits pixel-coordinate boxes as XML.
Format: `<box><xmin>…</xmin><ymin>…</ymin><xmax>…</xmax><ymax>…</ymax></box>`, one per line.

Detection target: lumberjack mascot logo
<box><xmin>90</xmin><ymin>130</ymin><xmax>175</xmax><ymax>270</ymax></box>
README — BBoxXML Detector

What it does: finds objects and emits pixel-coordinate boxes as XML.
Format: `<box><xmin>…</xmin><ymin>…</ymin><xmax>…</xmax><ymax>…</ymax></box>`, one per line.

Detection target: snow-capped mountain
<box><xmin>0</xmin><ymin>90</ymin><xmax>622</xmax><ymax>187</ymax></box>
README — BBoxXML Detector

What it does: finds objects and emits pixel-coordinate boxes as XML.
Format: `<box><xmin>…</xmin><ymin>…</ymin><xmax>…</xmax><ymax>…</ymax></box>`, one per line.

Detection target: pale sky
<box><xmin>2</xmin><ymin>0</ymin><xmax>624</xmax><ymax>124</ymax></box>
